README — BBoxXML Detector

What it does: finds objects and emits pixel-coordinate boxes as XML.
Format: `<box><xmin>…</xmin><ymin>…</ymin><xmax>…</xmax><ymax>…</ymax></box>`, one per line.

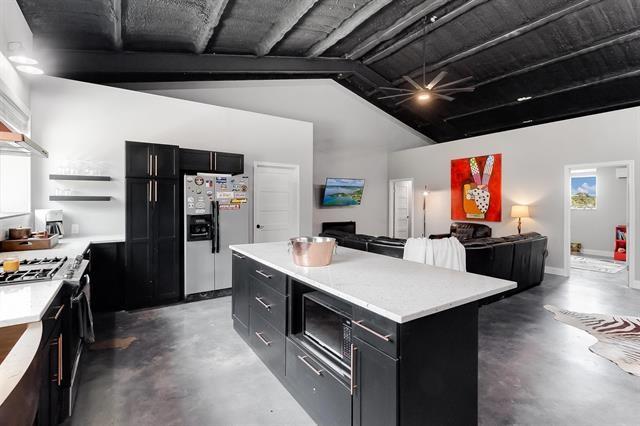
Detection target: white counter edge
<box><xmin>230</xmin><ymin>246</ymin><xmax>516</xmax><ymax>323</ymax></box>
<box><xmin>0</xmin><ymin>321</ymin><xmax>43</xmax><ymax>406</ymax></box>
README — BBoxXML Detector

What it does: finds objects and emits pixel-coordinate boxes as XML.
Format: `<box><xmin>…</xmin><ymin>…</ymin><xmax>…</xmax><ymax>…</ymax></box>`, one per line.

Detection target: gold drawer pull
<box><xmin>297</xmin><ymin>355</ymin><xmax>324</xmax><ymax>376</ymax></box>
<box><xmin>255</xmin><ymin>331</ymin><xmax>271</xmax><ymax>346</ymax></box>
<box><xmin>49</xmin><ymin>304</ymin><xmax>64</xmax><ymax>320</ymax></box>
<box><xmin>353</xmin><ymin>320</ymin><xmax>392</xmax><ymax>342</ymax></box>
<box><xmin>255</xmin><ymin>297</ymin><xmax>272</xmax><ymax>310</ymax></box>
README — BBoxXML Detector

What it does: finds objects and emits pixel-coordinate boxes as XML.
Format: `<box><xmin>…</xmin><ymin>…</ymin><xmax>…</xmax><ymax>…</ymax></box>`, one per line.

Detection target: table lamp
<box><xmin>510</xmin><ymin>205</ymin><xmax>529</xmax><ymax>235</ymax></box>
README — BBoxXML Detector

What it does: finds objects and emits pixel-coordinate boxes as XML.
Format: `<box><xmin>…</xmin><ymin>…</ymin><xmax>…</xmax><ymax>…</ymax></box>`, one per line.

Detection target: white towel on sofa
<box><xmin>403</xmin><ymin>237</ymin><xmax>466</xmax><ymax>272</ymax></box>
<box><xmin>403</xmin><ymin>237</ymin><xmax>426</xmax><ymax>263</ymax></box>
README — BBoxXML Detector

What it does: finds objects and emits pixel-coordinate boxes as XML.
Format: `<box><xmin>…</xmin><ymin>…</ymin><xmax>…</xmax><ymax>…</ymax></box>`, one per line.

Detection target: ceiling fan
<box><xmin>377</xmin><ymin>18</ymin><xmax>475</xmax><ymax>106</ymax></box>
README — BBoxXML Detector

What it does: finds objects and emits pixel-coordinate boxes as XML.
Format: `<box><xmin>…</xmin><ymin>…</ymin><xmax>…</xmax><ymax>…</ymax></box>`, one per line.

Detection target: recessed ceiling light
<box><xmin>517</xmin><ymin>96</ymin><xmax>532</xmax><ymax>102</ymax></box>
<box><xmin>8</xmin><ymin>55</ymin><xmax>38</xmax><ymax>65</ymax></box>
<box><xmin>16</xmin><ymin>65</ymin><xmax>44</xmax><ymax>75</ymax></box>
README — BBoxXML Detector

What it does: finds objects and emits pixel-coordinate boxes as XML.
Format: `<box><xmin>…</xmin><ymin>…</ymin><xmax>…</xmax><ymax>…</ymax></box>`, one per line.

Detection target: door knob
<box><xmin>256</xmin><ymin>224</ymin><xmax>262</xmax><ymax>229</ymax></box>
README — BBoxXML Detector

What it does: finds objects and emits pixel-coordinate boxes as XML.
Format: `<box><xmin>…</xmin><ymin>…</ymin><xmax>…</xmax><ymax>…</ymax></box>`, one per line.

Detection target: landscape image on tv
<box><xmin>322</xmin><ymin>178</ymin><xmax>365</xmax><ymax>206</ymax></box>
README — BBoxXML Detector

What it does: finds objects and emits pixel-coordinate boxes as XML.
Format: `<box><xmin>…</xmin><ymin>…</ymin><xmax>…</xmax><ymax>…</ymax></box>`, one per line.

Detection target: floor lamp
<box><xmin>422</xmin><ymin>187</ymin><xmax>430</xmax><ymax>237</ymax></box>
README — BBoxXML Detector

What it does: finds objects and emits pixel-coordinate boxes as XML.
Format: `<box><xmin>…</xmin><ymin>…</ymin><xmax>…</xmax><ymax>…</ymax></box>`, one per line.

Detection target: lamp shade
<box><xmin>510</xmin><ymin>205</ymin><xmax>530</xmax><ymax>218</ymax></box>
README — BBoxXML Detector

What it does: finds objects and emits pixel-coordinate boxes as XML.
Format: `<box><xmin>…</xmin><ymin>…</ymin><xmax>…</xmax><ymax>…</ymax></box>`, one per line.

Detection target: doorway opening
<box><xmin>564</xmin><ymin>161</ymin><xmax>635</xmax><ymax>288</ymax></box>
<box><xmin>253</xmin><ymin>162</ymin><xmax>300</xmax><ymax>243</ymax></box>
<box><xmin>388</xmin><ymin>178</ymin><xmax>414</xmax><ymax>239</ymax></box>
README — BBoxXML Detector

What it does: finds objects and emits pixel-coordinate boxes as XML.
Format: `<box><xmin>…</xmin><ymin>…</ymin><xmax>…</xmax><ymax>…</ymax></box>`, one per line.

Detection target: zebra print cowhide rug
<box><xmin>545</xmin><ymin>305</ymin><xmax>640</xmax><ymax>376</ymax></box>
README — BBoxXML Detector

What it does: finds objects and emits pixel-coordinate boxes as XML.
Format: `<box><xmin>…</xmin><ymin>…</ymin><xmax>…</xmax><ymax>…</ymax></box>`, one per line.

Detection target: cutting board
<box><xmin>0</xmin><ymin>234</ymin><xmax>60</xmax><ymax>252</ymax></box>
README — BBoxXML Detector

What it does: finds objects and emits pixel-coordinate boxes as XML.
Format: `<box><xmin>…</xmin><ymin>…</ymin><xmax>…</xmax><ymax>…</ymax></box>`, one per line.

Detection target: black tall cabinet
<box><xmin>125</xmin><ymin>141</ymin><xmax>180</xmax><ymax>309</ymax></box>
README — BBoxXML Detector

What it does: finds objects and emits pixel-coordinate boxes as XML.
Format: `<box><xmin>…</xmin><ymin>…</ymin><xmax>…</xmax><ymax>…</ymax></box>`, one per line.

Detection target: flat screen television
<box><xmin>322</xmin><ymin>178</ymin><xmax>365</xmax><ymax>206</ymax></box>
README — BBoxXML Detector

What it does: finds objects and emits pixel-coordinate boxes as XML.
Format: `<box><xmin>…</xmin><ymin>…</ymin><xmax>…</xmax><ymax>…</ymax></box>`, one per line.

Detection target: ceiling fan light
<box><xmin>417</xmin><ymin>92</ymin><xmax>431</xmax><ymax>102</ymax></box>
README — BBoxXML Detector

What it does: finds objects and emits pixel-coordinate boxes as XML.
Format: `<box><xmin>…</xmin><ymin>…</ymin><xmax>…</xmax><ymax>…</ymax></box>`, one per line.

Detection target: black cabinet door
<box><xmin>89</xmin><ymin>242</ymin><xmax>125</xmax><ymax>312</ymax></box>
<box><xmin>152</xmin><ymin>179</ymin><xmax>180</xmax><ymax>302</ymax></box>
<box><xmin>125</xmin><ymin>141</ymin><xmax>152</xmax><ymax>178</ymax></box>
<box><xmin>214</xmin><ymin>152</ymin><xmax>244</xmax><ymax>175</ymax></box>
<box><xmin>180</xmin><ymin>148</ymin><xmax>212</xmax><ymax>172</ymax></box>
<box><xmin>231</xmin><ymin>252</ymin><xmax>250</xmax><ymax>331</ymax></box>
<box><xmin>152</xmin><ymin>144</ymin><xmax>179</xmax><ymax>179</ymax></box>
<box><xmin>352</xmin><ymin>337</ymin><xmax>398</xmax><ymax>426</ymax></box>
<box><xmin>125</xmin><ymin>179</ymin><xmax>154</xmax><ymax>308</ymax></box>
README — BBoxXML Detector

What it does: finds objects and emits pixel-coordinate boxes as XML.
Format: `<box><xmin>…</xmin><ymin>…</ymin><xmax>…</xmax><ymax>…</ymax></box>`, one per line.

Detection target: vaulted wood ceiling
<box><xmin>18</xmin><ymin>0</ymin><xmax>640</xmax><ymax>142</ymax></box>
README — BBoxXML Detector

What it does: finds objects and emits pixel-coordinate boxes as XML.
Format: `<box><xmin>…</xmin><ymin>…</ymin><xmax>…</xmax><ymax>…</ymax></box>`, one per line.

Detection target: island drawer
<box><xmin>249</xmin><ymin>261</ymin><xmax>287</xmax><ymax>295</ymax></box>
<box><xmin>250</xmin><ymin>275</ymin><xmax>287</xmax><ymax>333</ymax></box>
<box><xmin>249</xmin><ymin>309</ymin><xmax>285</xmax><ymax>378</ymax></box>
<box><xmin>285</xmin><ymin>338</ymin><xmax>351</xmax><ymax>426</ymax></box>
<box><xmin>352</xmin><ymin>306</ymin><xmax>399</xmax><ymax>358</ymax></box>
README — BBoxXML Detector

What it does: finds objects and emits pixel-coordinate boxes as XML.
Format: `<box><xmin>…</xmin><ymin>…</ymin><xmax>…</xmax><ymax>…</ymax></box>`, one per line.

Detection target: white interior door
<box><xmin>254</xmin><ymin>162</ymin><xmax>300</xmax><ymax>242</ymax></box>
<box><xmin>391</xmin><ymin>179</ymin><xmax>413</xmax><ymax>238</ymax></box>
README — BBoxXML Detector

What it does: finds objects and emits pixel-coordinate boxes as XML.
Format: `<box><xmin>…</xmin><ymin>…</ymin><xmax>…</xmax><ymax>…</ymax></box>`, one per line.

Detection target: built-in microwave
<box><xmin>302</xmin><ymin>291</ymin><xmax>352</xmax><ymax>369</ymax></box>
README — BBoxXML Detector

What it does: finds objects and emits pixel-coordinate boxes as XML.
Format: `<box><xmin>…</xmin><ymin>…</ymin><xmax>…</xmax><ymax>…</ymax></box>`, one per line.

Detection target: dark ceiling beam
<box><xmin>40</xmin><ymin>50</ymin><xmax>361</xmax><ymax>76</ymax></box>
<box><xmin>472</xmin><ymin>29</ymin><xmax>640</xmax><ymax>89</ymax></box>
<box><xmin>346</xmin><ymin>0</ymin><xmax>452</xmax><ymax>60</ymax></box>
<box><xmin>394</xmin><ymin>0</ymin><xmax>602</xmax><ymax>86</ymax></box>
<box><xmin>196</xmin><ymin>0</ymin><xmax>230</xmax><ymax>53</ymax></box>
<box><xmin>446</xmin><ymin>67</ymin><xmax>640</xmax><ymax>122</ymax></box>
<box><xmin>255</xmin><ymin>0</ymin><xmax>319</xmax><ymax>56</ymax></box>
<box><xmin>362</xmin><ymin>0</ymin><xmax>487</xmax><ymax>65</ymax></box>
<box><xmin>306</xmin><ymin>0</ymin><xmax>393</xmax><ymax>58</ymax></box>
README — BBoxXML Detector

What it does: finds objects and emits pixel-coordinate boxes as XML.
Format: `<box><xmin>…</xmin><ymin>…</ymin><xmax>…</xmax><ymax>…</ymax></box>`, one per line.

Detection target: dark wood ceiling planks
<box><xmin>17</xmin><ymin>0</ymin><xmax>640</xmax><ymax>142</ymax></box>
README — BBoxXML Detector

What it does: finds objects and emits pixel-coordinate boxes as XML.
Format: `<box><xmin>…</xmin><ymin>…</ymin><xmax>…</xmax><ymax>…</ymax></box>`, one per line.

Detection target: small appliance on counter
<box><xmin>35</xmin><ymin>208</ymin><xmax>65</xmax><ymax>238</ymax></box>
<box><xmin>184</xmin><ymin>173</ymin><xmax>250</xmax><ymax>300</ymax></box>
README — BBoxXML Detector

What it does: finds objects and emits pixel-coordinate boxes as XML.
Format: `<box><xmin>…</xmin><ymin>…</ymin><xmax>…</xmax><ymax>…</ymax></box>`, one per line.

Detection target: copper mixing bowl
<box><xmin>289</xmin><ymin>237</ymin><xmax>337</xmax><ymax>267</ymax></box>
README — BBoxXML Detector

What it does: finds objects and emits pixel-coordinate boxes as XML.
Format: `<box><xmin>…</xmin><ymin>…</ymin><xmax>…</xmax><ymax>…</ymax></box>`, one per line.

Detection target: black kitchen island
<box><xmin>230</xmin><ymin>242</ymin><xmax>515</xmax><ymax>426</ymax></box>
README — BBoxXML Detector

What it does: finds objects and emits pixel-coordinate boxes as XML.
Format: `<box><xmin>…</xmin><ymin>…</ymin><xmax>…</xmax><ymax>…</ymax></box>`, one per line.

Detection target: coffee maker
<box><xmin>35</xmin><ymin>209</ymin><xmax>65</xmax><ymax>238</ymax></box>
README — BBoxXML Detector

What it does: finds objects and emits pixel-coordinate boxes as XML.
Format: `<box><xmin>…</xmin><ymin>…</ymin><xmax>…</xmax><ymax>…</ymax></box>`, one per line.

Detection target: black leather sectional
<box><xmin>320</xmin><ymin>222</ymin><xmax>548</xmax><ymax>301</ymax></box>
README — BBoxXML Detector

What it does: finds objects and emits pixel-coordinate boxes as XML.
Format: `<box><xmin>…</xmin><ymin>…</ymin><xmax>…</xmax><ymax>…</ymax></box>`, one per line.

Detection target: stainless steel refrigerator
<box><xmin>184</xmin><ymin>173</ymin><xmax>250</xmax><ymax>299</ymax></box>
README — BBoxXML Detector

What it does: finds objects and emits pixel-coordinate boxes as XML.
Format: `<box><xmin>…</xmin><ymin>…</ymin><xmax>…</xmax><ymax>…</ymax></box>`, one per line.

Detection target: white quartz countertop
<box><xmin>0</xmin><ymin>234</ymin><xmax>124</xmax><ymax>260</ymax></box>
<box><xmin>230</xmin><ymin>242</ymin><xmax>516</xmax><ymax>323</ymax></box>
<box><xmin>0</xmin><ymin>280</ymin><xmax>64</xmax><ymax>327</ymax></box>
<box><xmin>0</xmin><ymin>234</ymin><xmax>124</xmax><ymax>327</ymax></box>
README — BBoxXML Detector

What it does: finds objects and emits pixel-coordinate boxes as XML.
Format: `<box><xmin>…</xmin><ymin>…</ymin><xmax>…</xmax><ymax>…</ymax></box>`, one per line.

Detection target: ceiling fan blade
<box><xmin>379</xmin><ymin>93</ymin><xmax>415</xmax><ymax>100</ymax></box>
<box><xmin>435</xmin><ymin>76</ymin><xmax>473</xmax><ymax>89</ymax></box>
<box><xmin>378</xmin><ymin>87</ymin><xmax>415</xmax><ymax>92</ymax></box>
<box><xmin>432</xmin><ymin>93</ymin><xmax>455</xmax><ymax>101</ymax></box>
<box><xmin>403</xmin><ymin>75</ymin><xmax>423</xmax><ymax>90</ymax></box>
<box><xmin>435</xmin><ymin>87</ymin><xmax>476</xmax><ymax>93</ymax></box>
<box><xmin>396</xmin><ymin>95</ymin><xmax>418</xmax><ymax>106</ymax></box>
<box><xmin>427</xmin><ymin>71</ymin><xmax>447</xmax><ymax>90</ymax></box>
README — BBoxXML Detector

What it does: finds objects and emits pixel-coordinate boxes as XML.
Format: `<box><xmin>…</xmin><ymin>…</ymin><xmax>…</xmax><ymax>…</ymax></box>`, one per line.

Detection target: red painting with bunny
<box><xmin>451</xmin><ymin>153</ymin><xmax>502</xmax><ymax>222</ymax></box>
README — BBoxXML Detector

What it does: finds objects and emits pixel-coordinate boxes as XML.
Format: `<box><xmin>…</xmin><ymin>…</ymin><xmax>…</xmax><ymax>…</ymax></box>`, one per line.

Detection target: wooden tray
<box><xmin>0</xmin><ymin>234</ymin><xmax>60</xmax><ymax>252</ymax></box>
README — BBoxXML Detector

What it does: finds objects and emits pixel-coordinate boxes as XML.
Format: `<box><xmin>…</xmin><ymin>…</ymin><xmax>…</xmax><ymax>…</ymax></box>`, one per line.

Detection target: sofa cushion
<box><xmin>450</xmin><ymin>222</ymin><xmax>492</xmax><ymax>240</ymax></box>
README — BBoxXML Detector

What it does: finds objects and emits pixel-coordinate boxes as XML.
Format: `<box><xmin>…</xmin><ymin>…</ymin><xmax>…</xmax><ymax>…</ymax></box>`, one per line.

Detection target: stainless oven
<box><xmin>302</xmin><ymin>291</ymin><xmax>352</xmax><ymax>369</ymax></box>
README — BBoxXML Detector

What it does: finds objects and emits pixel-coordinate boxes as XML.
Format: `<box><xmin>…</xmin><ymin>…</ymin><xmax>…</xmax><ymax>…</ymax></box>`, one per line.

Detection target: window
<box><xmin>0</xmin><ymin>153</ymin><xmax>31</xmax><ymax>215</ymax></box>
<box><xmin>571</xmin><ymin>175</ymin><xmax>597</xmax><ymax>209</ymax></box>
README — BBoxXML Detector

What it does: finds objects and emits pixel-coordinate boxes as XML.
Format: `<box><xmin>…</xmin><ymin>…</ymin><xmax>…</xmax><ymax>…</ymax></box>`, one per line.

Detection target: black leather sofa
<box><xmin>320</xmin><ymin>222</ymin><xmax>548</xmax><ymax>301</ymax></box>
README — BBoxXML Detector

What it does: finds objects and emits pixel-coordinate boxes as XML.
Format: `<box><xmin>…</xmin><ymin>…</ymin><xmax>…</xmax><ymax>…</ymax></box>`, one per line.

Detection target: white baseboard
<box><xmin>545</xmin><ymin>266</ymin><xmax>567</xmax><ymax>276</ymax></box>
<box><xmin>579</xmin><ymin>249</ymin><xmax>614</xmax><ymax>258</ymax></box>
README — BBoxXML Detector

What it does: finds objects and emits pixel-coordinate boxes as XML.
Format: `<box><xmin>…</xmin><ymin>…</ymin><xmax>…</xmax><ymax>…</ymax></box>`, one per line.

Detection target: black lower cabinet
<box><xmin>285</xmin><ymin>338</ymin><xmax>351</xmax><ymax>426</ymax></box>
<box><xmin>231</xmin><ymin>253</ymin><xmax>250</xmax><ymax>333</ymax></box>
<box><xmin>88</xmin><ymin>242</ymin><xmax>125</xmax><ymax>312</ymax></box>
<box><xmin>231</xmin><ymin>252</ymin><xmax>479</xmax><ymax>426</ymax></box>
<box><xmin>352</xmin><ymin>337</ymin><xmax>397</xmax><ymax>426</ymax></box>
<box><xmin>36</xmin><ymin>292</ymin><xmax>65</xmax><ymax>426</ymax></box>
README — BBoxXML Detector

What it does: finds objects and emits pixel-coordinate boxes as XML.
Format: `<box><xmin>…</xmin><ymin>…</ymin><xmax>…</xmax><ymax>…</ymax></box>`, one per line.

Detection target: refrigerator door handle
<box><xmin>211</xmin><ymin>201</ymin><xmax>217</xmax><ymax>254</ymax></box>
<box><xmin>215</xmin><ymin>201</ymin><xmax>221</xmax><ymax>254</ymax></box>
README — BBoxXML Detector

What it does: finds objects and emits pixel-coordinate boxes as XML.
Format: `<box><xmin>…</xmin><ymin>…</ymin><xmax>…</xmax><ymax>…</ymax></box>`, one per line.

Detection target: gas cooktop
<box><xmin>0</xmin><ymin>256</ymin><xmax>67</xmax><ymax>284</ymax></box>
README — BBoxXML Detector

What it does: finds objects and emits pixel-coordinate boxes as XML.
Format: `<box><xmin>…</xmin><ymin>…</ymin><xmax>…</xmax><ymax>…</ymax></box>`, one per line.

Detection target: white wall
<box><xmin>389</xmin><ymin>107</ymin><xmax>640</xmax><ymax>281</ymax></box>
<box><xmin>571</xmin><ymin>166</ymin><xmax>628</xmax><ymax>256</ymax></box>
<box><xmin>29</xmin><ymin>77</ymin><xmax>314</xmax><ymax>238</ymax></box>
<box><xmin>117</xmin><ymin>80</ymin><xmax>430</xmax><ymax>236</ymax></box>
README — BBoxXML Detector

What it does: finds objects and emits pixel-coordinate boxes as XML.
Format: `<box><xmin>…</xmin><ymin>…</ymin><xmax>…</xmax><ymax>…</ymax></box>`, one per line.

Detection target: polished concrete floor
<box><xmin>67</xmin><ymin>271</ymin><xmax>640</xmax><ymax>426</ymax></box>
